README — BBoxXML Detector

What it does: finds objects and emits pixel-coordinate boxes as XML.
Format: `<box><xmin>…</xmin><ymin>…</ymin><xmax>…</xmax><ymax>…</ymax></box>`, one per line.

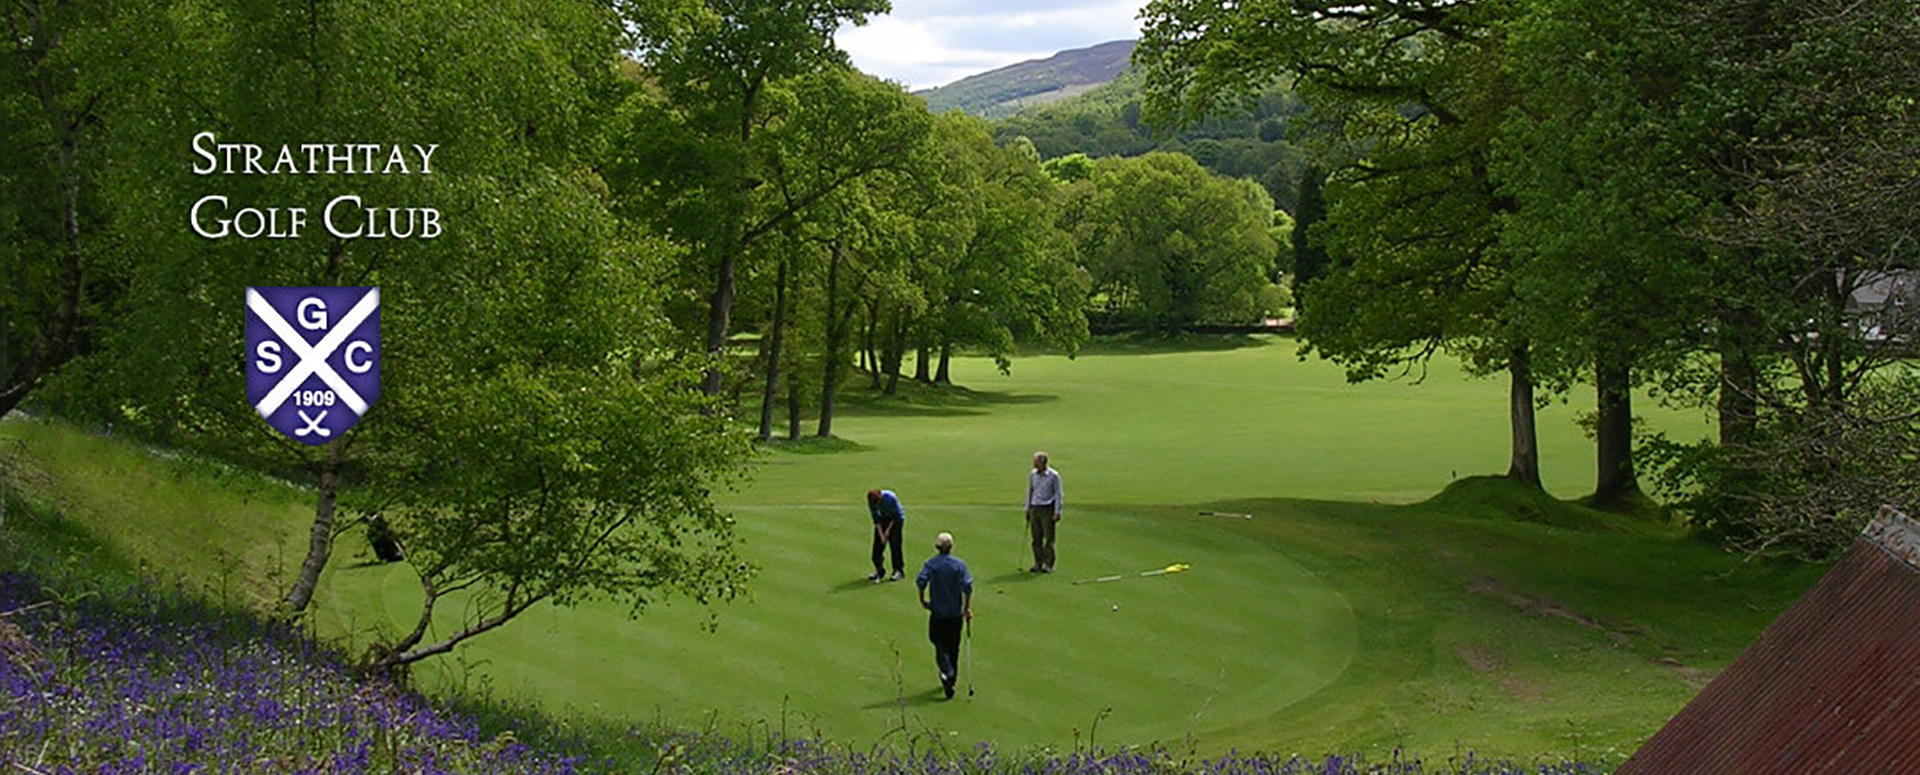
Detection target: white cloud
<box><xmin>839</xmin><ymin>0</ymin><xmax>1145</xmax><ymax>89</ymax></box>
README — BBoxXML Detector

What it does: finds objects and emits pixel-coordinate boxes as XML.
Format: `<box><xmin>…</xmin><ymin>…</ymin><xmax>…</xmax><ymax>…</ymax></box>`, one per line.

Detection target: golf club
<box><xmin>965</xmin><ymin>617</ymin><xmax>975</xmax><ymax>697</ymax></box>
<box><xmin>1197</xmin><ymin>510</ymin><xmax>1253</xmax><ymax>520</ymax></box>
<box><xmin>1071</xmin><ymin>562</ymin><xmax>1191</xmax><ymax>585</ymax></box>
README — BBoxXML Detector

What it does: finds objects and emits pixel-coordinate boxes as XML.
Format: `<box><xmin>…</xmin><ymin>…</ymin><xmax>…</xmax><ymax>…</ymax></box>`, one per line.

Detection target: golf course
<box><xmin>3</xmin><ymin>336</ymin><xmax>1825</xmax><ymax>761</ymax></box>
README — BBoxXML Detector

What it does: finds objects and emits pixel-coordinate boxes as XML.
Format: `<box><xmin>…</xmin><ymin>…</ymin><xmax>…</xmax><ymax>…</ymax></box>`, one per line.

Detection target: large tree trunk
<box><xmin>700</xmin><ymin>87</ymin><xmax>763</xmax><ymax>398</ymax></box>
<box><xmin>786</xmin><ymin>363</ymin><xmax>803</xmax><ymax>440</ymax></box>
<box><xmin>1506</xmin><ymin>343</ymin><xmax>1541</xmax><ymax>488</ymax></box>
<box><xmin>935</xmin><ymin>341</ymin><xmax>953</xmax><ymax>384</ymax></box>
<box><xmin>883</xmin><ymin>317</ymin><xmax>905</xmax><ymax>395</ymax></box>
<box><xmin>702</xmin><ymin>249</ymin><xmax>738</xmax><ymax>397</ymax></box>
<box><xmin>913</xmin><ymin>343</ymin><xmax>931</xmax><ymax>384</ymax></box>
<box><xmin>864</xmin><ymin>302</ymin><xmax>881</xmax><ymax>389</ymax></box>
<box><xmin>283</xmin><ymin>441</ymin><xmax>343</xmax><ymax>613</ymax></box>
<box><xmin>1592</xmin><ymin>354</ymin><xmax>1638</xmax><ymax>507</ymax></box>
<box><xmin>756</xmin><ymin>253</ymin><xmax>792</xmax><ymax>441</ymax></box>
<box><xmin>818</xmin><ymin>243</ymin><xmax>847</xmax><ymax>438</ymax></box>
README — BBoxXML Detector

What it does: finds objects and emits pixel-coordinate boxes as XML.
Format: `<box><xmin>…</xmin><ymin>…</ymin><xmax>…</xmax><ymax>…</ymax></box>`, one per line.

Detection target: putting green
<box><xmin>329</xmin><ymin>501</ymin><xmax>1356</xmax><ymax>749</ymax></box>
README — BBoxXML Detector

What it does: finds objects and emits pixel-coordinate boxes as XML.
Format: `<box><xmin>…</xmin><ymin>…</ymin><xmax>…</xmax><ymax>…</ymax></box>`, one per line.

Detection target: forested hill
<box><xmin>917</xmin><ymin>39</ymin><xmax>1135</xmax><ymax>117</ymax></box>
<box><xmin>990</xmin><ymin>67</ymin><xmax>1311</xmax><ymax>213</ymax></box>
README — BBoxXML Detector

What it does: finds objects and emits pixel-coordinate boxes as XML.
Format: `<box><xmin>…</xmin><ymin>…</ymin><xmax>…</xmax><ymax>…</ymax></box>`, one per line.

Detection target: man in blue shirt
<box><xmin>867</xmin><ymin>489</ymin><xmax>906</xmax><ymax>582</ymax></box>
<box><xmin>917</xmin><ymin>531</ymin><xmax>973</xmax><ymax>699</ymax></box>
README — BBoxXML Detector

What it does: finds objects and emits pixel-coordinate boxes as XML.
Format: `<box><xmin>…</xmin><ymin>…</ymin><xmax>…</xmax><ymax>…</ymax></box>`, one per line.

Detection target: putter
<box><xmin>965</xmin><ymin>617</ymin><xmax>975</xmax><ymax>697</ymax></box>
<box><xmin>1197</xmin><ymin>510</ymin><xmax>1253</xmax><ymax>520</ymax></box>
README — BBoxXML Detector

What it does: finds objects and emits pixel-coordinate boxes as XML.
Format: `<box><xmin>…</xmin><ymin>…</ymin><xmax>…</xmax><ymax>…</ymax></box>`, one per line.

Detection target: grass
<box><xmin>0</xmin><ymin>335</ymin><xmax>1820</xmax><ymax>763</ymax></box>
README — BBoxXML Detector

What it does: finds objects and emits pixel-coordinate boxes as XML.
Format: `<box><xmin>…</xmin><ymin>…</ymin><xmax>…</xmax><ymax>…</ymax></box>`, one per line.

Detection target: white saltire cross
<box><xmin>246</xmin><ymin>288</ymin><xmax>378</xmax><ymax>418</ymax></box>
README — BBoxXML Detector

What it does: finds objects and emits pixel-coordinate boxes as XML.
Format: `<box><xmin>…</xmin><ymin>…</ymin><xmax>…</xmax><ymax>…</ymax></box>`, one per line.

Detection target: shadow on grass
<box><xmin>760</xmin><ymin>436</ymin><xmax>871</xmax><ymax>455</ymax></box>
<box><xmin>980</xmin><ymin>570</ymin><xmax>1046</xmax><ymax>586</ymax></box>
<box><xmin>833</xmin><ymin>384</ymin><xmax>1057</xmax><ymax>420</ymax></box>
<box><xmin>860</xmin><ymin>688</ymin><xmax>948</xmax><ymax>710</ymax></box>
<box><xmin>1073</xmin><ymin>332</ymin><xmax>1287</xmax><ymax>356</ymax></box>
<box><xmin>827</xmin><ymin>577</ymin><xmax>912</xmax><ymax>594</ymax></box>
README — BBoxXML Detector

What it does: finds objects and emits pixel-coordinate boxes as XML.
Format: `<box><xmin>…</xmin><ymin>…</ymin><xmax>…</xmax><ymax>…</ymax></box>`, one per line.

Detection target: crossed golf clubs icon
<box><xmin>296</xmin><ymin>410</ymin><xmax>331</xmax><ymax>437</ymax></box>
<box><xmin>247</xmin><ymin>288</ymin><xmax>378</xmax><ymax>430</ymax></box>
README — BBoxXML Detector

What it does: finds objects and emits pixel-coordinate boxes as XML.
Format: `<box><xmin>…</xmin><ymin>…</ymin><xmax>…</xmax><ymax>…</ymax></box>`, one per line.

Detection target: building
<box><xmin>1615</xmin><ymin>506</ymin><xmax>1920</xmax><ymax>774</ymax></box>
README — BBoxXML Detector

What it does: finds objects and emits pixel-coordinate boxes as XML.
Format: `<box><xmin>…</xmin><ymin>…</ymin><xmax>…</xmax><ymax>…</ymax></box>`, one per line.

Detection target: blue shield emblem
<box><xmin>245</xmin><ymin>287</ymin><xmax>380</xmax><ymax>444</ymax></box>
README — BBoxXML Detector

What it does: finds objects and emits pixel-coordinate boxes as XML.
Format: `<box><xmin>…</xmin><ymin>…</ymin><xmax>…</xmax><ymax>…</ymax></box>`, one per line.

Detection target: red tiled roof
<box><xmin>1616</xmin><ymin>506</ymin><xmax>1920</xmax><ymax>775</ymax></box>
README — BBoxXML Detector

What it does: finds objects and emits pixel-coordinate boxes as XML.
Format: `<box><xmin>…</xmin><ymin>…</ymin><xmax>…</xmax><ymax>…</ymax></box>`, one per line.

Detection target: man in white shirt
<box><xmin>1025</xmin><ymin>451</ymin><xmax>1063</xmax><ymax>573</ymax></box>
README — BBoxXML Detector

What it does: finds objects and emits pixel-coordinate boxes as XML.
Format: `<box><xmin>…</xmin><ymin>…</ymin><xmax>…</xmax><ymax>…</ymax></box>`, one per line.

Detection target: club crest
<box><xmin>245</xmin><ymin>287</ymin><xmax>380</xmax><ymax>445</ymax></box>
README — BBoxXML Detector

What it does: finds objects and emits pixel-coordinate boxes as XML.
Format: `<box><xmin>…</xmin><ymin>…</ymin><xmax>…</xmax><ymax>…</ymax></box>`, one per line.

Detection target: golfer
<box><xmin>916</xmin><ymin>532</ymin><xmax>973</xmax><ymax>699</ymax></box>
<box><xmin>1025</xmin><ymin>452</ymin><xmax>1062</xmax><ymax>573</ymax></box>
<box><xmin>867</xmin><ymin>489</ymin><xmax>906</xmax><ymax>582</ymax></box>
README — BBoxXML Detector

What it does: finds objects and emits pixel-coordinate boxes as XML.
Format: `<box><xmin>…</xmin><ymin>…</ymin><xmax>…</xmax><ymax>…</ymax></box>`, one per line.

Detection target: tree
<box><xmin>0</xmin><ymin>0</ymin><xmax>165</xmax><ymax>418</ymax></box>
<box><xmin>360</xmin><ymin>177</ymin><xmax>750</xmax><ymax>669</ymax></box>
<box><xmin>625</xmin><ymin>0</ymin><xmax>888</xmax><ymax>397</ymax></box>
<box><xmin>1638</xmin><ymin>0</ymin><xmax>1920</xmax><ymax>549</ymax></box>
<box><xmin>1139</xmin><ymin>0</ymin><xmax>1547</xmax><ymax>487</ymax></box>
<box><xmin>733</xmin><ymin>67</ymin><xmax>930</xmax><ymax>432</ymax></box>
<box><xmin>1497</xmin><ymin>0</ymin><xmax>1710</xmax><ymax>506</ymax></box>
<box><xmin>916</xmin><ymin>113</ymin><xmax>1086</xmax><ymax>378</ymax></box>
<box><xmin>1289</xmin><ymin>166</ymin><xmax>1329</xmax><ymax>305</ymax></box>
<box><xmin>51</xmin><ymin>0</ymin><xmax>752</xmax><ymax>647</ymax></box>
<box><xmin>1077</xmin><ymin>153</ymin><xmax>1276</xmax><ymax>330</ymax></box>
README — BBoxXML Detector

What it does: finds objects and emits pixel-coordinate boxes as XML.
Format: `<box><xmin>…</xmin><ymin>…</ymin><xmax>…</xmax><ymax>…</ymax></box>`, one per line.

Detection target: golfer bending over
<box><xmin>1026</xmin><ymin>452</ymin><xmax>1062</xmax><ymax>573</ymax></box>
<box><xmin>917</xmin><ymin>532</ymin><xmax>973</xmax><ymax>699</ymax></box>
<box><xmin>867</xmin><ymin>489</ymin><xmax>906</xmax><ymax>582</ymax></box>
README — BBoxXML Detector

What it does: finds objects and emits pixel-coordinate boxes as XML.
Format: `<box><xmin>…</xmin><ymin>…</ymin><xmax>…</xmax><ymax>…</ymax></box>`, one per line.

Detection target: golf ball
<box><xmin>1111</xmin><ymin>604</ymin><xmax>1119</xmax><ymax>611</ymax></box>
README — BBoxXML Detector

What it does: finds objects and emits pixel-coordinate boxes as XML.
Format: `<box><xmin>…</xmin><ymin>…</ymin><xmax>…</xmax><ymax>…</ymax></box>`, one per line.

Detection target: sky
<box><xmin>836</xmin><ymin>0</ymin><xmax>1148</xmax><ymax>90</ymax></box>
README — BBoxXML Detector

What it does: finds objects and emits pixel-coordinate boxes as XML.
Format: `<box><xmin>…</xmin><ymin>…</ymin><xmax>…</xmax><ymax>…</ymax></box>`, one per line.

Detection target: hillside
<box><xmin>990</xmin><ymin>67</ymin><xmax>1312</xmax><ymax>212</ymax></box>
<box><xmin>918</xmin><ymin>39</ymin><xmax>1136</xmax><ymax>118</ymax></box>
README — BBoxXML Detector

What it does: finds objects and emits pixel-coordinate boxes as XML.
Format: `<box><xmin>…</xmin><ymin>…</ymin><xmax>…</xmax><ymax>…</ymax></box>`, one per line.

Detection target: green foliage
<box><xmin>990</xmin><ymin>68</ymin><xmax>1312</xmax><ymax>212</ymax></box>
<box><xmin>1643</xmin><ymin>369</ymin><xmax>1920</xmax><ymax>560</ymax></box>
<box><xmin>0</xmin><ymin>0</ymin><xmax>176</xmax><ymax>417</ymax></box>
<box><xmin>914</xmin><ymin>113</ymin><xmax>1089</xmax><ymax>361</ymax></box>
<box><xmin>24</xmin><ymin>0</ymin><xmax>757</xmax><ymax>658</ymax></box>
<box><xmin>1500</xmin><ymin>0</ymin><xmax>1920</xmax><ymax>538</ymax></box>
<box><xmin>1071</xmin><ymin>153</ymin><xmax>1277</xmax><ymax>330</ymax></box>
<box><xmin>1288</xmin><ymin>167</ymin><xmax>1328</xmax><ymax>301</ymax></box>
<box><xmin>1040</xmin><ymin>153</ymin><xmax>1095</xmax><ymax>184</ymax></box>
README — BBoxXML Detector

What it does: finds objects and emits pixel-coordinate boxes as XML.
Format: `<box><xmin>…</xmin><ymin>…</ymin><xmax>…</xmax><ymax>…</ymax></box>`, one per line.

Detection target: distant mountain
<box><xmin>917</xmin><ymin>40</ymin><xmax>1136</xmax><ymax>118</ymax></box>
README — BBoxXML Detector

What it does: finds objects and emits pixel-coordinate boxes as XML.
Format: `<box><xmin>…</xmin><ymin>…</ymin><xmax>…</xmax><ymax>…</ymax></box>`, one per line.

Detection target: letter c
<box><xmin>324</xmin><ymin>194</ymin><xmax>362</xmax><ymax>238</ymax></box>
<box><xmin>345</xmin><ymin>341</ymin><xmax>373</xmax><ymax>374</ymax></box>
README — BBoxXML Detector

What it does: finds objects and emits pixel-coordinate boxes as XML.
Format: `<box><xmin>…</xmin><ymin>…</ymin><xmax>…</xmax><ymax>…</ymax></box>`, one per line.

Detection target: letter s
<box><xmin>192</xmin><ymin>131</ymin><xmax>218</xmax><ymax>175</ymax></box>
<box><xmin>254</xmin><ymin>340</ymin><xmax>282</xmax><ymax>373</ymax></box>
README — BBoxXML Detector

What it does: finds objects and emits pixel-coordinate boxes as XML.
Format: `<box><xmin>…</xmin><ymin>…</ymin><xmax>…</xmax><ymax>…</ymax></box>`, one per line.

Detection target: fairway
<box><xmin>8</xmin><ymin>336</ymin><xmax>1817</xmax><ymax>759</ymax></box>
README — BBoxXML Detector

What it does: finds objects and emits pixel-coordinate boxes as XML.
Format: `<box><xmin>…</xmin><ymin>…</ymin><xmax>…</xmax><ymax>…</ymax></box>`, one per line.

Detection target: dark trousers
<box><xmin>929</xmin><ymin>615</ymin><xmax>964</xmax><ymax>685</ymax></box>
<box><xmin>871</xmin><ymin>518</ymin><xmax>904</xmax><ymax>573</ymax></box>
<box><xmin>1026</xmin><ymin>505</ymin><xmax>1056</xmax><ymax>570</ymax></box>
